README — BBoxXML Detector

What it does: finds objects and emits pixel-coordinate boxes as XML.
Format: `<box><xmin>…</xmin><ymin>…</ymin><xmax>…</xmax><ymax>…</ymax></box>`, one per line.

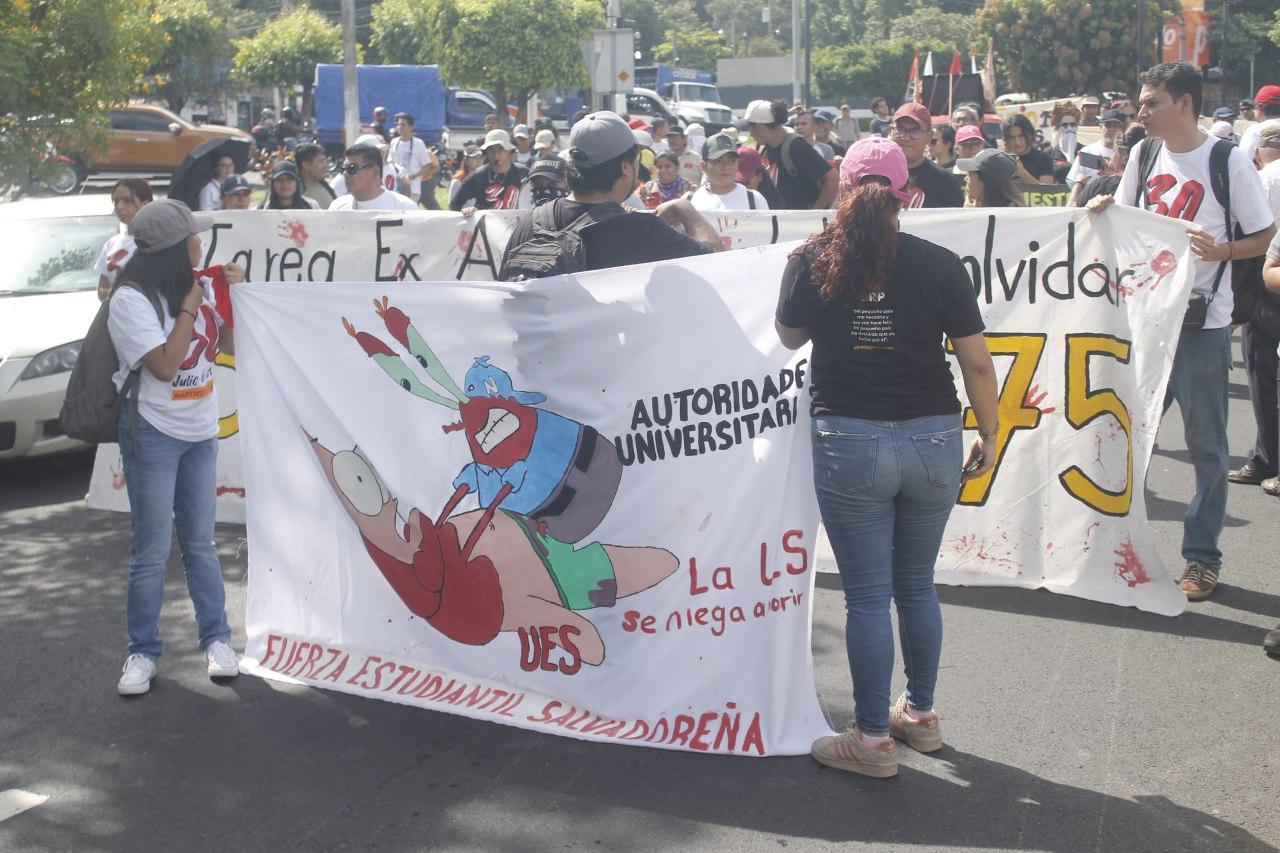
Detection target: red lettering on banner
<box><xmin>689</xmin><ymin>711</ymin><xmax>720</xmax><ymax>752</ymax></box>
<box><xmin>782</xmin><ymin>529</ymin><xmax>808</xmax><ymax>575</ymax></box>
<box><xmin>518</xmin><ymin>625</ymin><xmax>585</xmax><ymax>675</ymax></box>
<box><xmin>346</xmin><ymin>655</ymin><xmax>377</xmax><ymax>687</ymax></box>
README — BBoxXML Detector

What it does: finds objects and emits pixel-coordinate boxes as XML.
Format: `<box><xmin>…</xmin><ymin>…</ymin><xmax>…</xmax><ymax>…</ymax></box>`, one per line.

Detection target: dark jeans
<box><xmin>1241</xmin><ymin>322</ymin><xmax>1279</xmax><ymax>476</ymax></box>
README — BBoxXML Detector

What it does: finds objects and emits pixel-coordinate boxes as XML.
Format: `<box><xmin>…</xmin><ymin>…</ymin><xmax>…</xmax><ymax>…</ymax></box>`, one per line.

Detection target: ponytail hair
<box><xmin>791</xmin><ymin>181</ymin><xmax>900</xmax><ymax>304</ymax></box>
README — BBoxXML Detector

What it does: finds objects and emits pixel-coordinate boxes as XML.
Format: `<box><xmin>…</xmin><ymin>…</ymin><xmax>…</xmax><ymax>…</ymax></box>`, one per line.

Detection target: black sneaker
<box><xmin>1265</xmin><ymin>623</ymin><xmax>1280</xmax><ymax>659</ymax></box>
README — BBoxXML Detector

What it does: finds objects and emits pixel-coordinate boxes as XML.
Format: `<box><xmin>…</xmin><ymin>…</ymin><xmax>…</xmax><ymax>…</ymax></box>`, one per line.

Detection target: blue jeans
<box><xmin>1163</xmin><ymin>326</ymin><xmax>1230</xmax><ymax>568</ymax></box>
<box><xmin>813</xmin><ymin>412</ymin><xmax>963</xmax><ymax>735</ymax></box>
<box><xmin>117</xmin><ymin>408</ymin><xmax>229</xmax><ymax>659</ymax></box>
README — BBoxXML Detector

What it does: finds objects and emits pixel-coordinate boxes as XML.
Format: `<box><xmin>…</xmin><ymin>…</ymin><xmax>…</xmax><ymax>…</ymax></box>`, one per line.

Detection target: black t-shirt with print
<box><xmin>450</xmin><ymin>163</ymin><xmax>529</xmax><ymax>211</ymax></box>
<box><xmin>776</xmin><ymin>233</ymin><xmax>985</xmax><ymax>420</ymax></box>
<box><xmin>501</xmin><ymin>197</ymin><xmax>711</xmax><ymax>274</ymax></box>
<box><xmin>1017</xmin><ymin>148</ymin><xmax>1056</xmax><ymax>181</ymax></box>
<box><xmin>906</xmin><ymin>159</ymin><xmax>965</xmax><ymax>208</ymax></box>
<box><xmin>763</xmin><ymin>135</ymin><xmax>832</xmax><ymax>209</ymax></box>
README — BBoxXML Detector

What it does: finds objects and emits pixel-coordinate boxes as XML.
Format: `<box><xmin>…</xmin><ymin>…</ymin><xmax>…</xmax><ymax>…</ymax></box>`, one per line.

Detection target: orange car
<box><xmin>92</xmin><ymin>104</ymin><xmax>251</xmax><ymax>173</ymax></box>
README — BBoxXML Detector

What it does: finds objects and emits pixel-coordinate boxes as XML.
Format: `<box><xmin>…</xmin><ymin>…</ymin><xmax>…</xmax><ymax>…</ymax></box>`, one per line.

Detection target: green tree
<box><xmin>141</xmin><ymin>0</ymin><xmax>234</xmax><ymax>113</ymax></box>
<box><xmin>811</xmin><ymin>39</ymin><xmax>951</xmax><ymax>104</ymax></box>
<box><xmin>889</xmin><ymin>9</ymin><xmax>977</xmax><ymax>52</ymax></box>
<box><xmin>977</xmin><ymin>0</ymin><xmax>1179</xmax><ymax>98</ymax></box>
<box><xmin>653</xmin><ymin>26</ymin><xmax>732</xmax><ymax>68</ymax></box>
<box><xmin>367</xmin><ymin>0</ymin><xmax>458</xmax><ymax>65</ymax></box>
<box><xmin>0</xmin><ymin>0</ymin><xmax>153</xmax><ymax>188</ymax></box>
<box><xmin>232</xmin><ymin>6</ymin><xmax>345</xmax><ymax>118</ymax></box>
<box><xmin>441</xmin><ymin>0</ymin><xmax>602</xmax><ymax>119</ymax></box>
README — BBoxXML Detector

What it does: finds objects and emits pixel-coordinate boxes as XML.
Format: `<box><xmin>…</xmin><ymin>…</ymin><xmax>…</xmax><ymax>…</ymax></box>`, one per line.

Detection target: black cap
<box><xmin>1100</xmin><ymin>108</ymin><xmax>1127</xmax><ymax>125</ymax></box>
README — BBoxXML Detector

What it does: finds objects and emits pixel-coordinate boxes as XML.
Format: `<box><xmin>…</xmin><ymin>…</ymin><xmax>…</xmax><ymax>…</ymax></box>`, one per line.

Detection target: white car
<box><xmin>0</xmin><ymin>196</ymin><xmax>119</xmax><ymax>459</ymax></box>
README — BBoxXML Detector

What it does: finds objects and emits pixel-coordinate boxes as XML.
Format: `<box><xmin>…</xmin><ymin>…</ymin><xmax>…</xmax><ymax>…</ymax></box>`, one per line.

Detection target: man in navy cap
<box><xmin>500</xmin><ymin>111</ymin><xmax>722</xmax><ymax>278</ymax></box>
<box><xmin>219</xmin><ymin>175</ymin><xmax>253</xmax><ymax>210</ymax></box>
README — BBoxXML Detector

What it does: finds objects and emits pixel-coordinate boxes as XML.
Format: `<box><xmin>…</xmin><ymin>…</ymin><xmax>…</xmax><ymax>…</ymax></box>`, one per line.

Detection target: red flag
<box><xmin>908</xmin><ymin>48</ymin><xmax>919</xmax><ymax>83</ymax></box>
<box><xmin>949</xmin><ymin>51</ymin><xmax>962</xmax><ymax>76</ymax></box>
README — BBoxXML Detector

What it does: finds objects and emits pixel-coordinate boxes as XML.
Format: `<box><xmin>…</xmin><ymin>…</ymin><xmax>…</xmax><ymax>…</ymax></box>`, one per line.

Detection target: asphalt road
<box><xmin>1</xmin><ymin>341</ymin><xmax>1277</xmax><ymax>852</ymax></box>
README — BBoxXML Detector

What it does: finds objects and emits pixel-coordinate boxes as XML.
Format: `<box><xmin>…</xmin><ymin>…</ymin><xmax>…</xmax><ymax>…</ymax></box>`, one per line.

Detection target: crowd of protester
<box><xmin>95</xmin><ymin>67</ymin><xmax>1280</xmax><ymax>774</ymax></box>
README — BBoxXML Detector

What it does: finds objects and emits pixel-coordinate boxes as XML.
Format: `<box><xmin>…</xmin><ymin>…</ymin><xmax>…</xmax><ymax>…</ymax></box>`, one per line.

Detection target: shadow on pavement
<box><xmin>0</xmin><ymin>451</ymin><xmax>95</xmax><ymax>512</ymax></box>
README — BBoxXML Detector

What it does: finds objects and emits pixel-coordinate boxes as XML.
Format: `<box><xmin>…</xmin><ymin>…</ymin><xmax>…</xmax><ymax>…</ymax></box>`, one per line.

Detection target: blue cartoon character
<box><xmin>342</xmin><ymin>296</ymin><xmax>623</xmax><ymax>543</ymax></box>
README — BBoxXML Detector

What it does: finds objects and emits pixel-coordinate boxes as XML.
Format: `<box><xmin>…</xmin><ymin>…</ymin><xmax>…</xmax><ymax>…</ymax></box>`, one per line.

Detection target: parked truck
<box><xmin>634</xmin><ymin>66</ymin><xmax>735</xmax><ymax>132</ymax></box>
<box><xmin>313</xmin><ymin>64</ymin><xmax>498</xmax><ymax>157</ymax></box>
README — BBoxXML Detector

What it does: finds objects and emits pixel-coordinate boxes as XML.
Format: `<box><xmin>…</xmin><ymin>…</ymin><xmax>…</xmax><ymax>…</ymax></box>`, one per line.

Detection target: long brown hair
<box><xmin>791</xmin><ymin>181</ymin><xmax>900</xmax><ymax>303</ymax></box>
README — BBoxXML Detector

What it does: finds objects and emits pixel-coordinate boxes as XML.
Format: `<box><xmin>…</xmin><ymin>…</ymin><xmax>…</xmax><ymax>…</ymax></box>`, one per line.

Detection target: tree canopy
<box><xmin>232</xmin><ymin>6</ymin><xmax>345</xmax><ymax>113</ymax></box>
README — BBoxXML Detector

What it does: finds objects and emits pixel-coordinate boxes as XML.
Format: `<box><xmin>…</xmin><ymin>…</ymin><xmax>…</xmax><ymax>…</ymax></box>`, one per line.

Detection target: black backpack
<box><xmin>498</xmin><ymin>200</ymin><xmax>626</xmax><ymax>282</ymax></box>
<box><xmin>60</xmin><ymin>281</ymin><xmax>164</xmax><ymax>446</ymax></box>
<box><xmin>1135</xmin><ymin>137</ymin><xmax>1274</xmax><ymax>329</ymax></box>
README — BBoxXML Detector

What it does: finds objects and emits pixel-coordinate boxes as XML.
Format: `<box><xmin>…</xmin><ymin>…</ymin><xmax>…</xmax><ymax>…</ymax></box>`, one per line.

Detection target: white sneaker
<box><xmin>118</xmin><ymin>654</ymin><xmax>156</xmax><ymax>695</ymax></box>
<box><xmin>206</xmin><ymin>641</ymin><xmax>240</xmax><ymax>678</ymax></box>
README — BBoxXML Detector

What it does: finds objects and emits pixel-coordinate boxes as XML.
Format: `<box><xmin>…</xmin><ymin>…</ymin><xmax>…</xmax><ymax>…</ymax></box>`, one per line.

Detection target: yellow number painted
<box><xmin>1059</xmin><ymin>334</ymin><xmax>1133</xmax><ymax>516</ymax></box>
<box><xmin>214</xmin><ymin>351</ymin><xmax>238</xmax><ymax>439</ymax></box>
<box><xmin>950</xmin><ymin>333</ymin><xmax>1048</xmax><ymax>506</ymax></box>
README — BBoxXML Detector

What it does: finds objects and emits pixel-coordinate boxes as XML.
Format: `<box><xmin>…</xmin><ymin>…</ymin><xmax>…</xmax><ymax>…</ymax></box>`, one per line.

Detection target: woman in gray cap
<box><xmin>107</xmin><ymin>199</ymin><xmax>245</xmax><ymax>696</ymax></box>
<box><xmin>260</xmin><ymin>159</ymin><xmax>320</xmax><ymax>210</ymax></box>
<box><xmin>956</xmin><ymin>148</ymin><xmax>1023</xmax><ymax>208</ymax></box>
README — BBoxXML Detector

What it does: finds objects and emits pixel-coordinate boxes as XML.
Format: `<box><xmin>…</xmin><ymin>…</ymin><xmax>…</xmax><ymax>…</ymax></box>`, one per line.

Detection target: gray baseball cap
<box><xmin>956</xmin><ymin>148</ymin><xmax>1018</xmax><ymax>181</ymax></box>
<box><xmin>132</xmin><ymin>199</ymin><xmax>212</xmax><ymax>254</ymax></box>
<box><xmin>568</xmin><ymin>111</ymin><xmax>636</xmax><ymax>167</ymax></box>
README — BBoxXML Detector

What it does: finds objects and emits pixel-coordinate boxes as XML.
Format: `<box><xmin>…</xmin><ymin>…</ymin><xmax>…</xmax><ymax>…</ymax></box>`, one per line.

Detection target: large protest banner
<box><xmin>89</xmin><ymin>206</ymin><xmax>1194</xmax><ymax>617</ymax></box>
<box><xmin>233</xmin><ymin>251</ymin><xmax>829</xmax><ymax>755</ymax></box>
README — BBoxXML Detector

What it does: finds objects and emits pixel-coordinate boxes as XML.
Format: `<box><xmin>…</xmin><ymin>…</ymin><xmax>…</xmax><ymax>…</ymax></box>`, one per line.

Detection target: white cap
<box><xmin>633</xmin><ymin>129</ymin><xmax>654</xmax><ymax>148</ymax></box>
<box><xmin>354</xmin><ymin>133</ymin><xmax>387</xmax><ymax>150</ymax></box>
<box><xmin>1210</xmin><ymin>120</ymin><xmax>1234</xmax><ymax>140</ymax></box>
<box><xmin>534</xmin><ymin>128</ymin><xmax>556</xmax><ymax>147</ymax></box>
<box><xmin>744</xmin><ymin>100</ymin><xmax>775</xmax><ymax>124</ymax></box>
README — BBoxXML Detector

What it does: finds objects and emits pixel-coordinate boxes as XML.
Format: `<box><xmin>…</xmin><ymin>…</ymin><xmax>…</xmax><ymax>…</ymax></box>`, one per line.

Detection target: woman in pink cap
<box><xmin>776</xmin><ymin>136</ymin><xmax>998</xmax><ymax>778</ymax></box>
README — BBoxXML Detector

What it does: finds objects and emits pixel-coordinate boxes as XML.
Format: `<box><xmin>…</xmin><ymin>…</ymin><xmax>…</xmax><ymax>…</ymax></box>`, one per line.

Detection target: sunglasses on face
<box><xmin>342</xmin><ymin>162</ymin><xmax>377</xmax><ymax>176</ymax></box>
<box><xmin>892</xmin><ymin>124</ymin><xmax>926</xmax><ymax>140</ymax></box>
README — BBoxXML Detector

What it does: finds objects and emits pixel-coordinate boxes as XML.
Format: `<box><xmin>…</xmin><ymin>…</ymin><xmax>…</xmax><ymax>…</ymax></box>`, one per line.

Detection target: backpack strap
<box><xmin>1205</xmin><ymin>139</ymin><xmax>1236</xmax><ymax>302</ymax></box>
<box><xmin>747</xmin><ymin>189</ymin><xmax>757</xmax><ymax>210</ymax></box>
<box><xmin>779</xmin><ymin>134</ymin><xmax>801</xmax><ymax>180</ymax></box>
<box><xmin>1133</xmin><ymin>137</ymin><xmax>1164</xmax><ymax>209</ymax></box>
<box><xmin>559</xmin><ymin>200</ymin><xmax>627</xmax><ymax>236</ymax></box>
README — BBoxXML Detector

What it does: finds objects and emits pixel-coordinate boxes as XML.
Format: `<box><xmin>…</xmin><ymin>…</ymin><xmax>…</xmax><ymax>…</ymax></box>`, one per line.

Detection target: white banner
<box><xmin>90</xmin><ymin>206</ymin><xmax>1194</xmax><ymax>616</ymax></box>
<box><xmin>234</xmin><ymin>252</ymin><xmax>828</xmax><ymax>755</ymax></box>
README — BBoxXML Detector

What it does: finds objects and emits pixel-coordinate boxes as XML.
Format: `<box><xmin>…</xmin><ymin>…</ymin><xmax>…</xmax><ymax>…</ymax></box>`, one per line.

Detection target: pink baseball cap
<box><xmin>838</xmin><ymin>137</ymin><xmax>912</xmax><ymax>202</ymax></box>
<box><xmin>955</xmin><ymin>125</ymin><xmax>985</xmax><ymax>144</ymax></box>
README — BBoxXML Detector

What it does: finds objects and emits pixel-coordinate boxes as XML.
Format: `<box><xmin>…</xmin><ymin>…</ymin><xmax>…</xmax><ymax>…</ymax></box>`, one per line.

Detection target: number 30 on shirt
<box><xmin>947</xmin><ymin>332</ymin><xmax>1134</xmax><ymax>517</ymax></box>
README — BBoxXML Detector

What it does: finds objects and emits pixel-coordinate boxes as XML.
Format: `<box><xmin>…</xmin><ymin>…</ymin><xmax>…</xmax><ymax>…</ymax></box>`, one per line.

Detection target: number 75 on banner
<box><xmin>947</xmin><ymin>333</ymin><xmax>1133</xmax><ymax>517</ymax></box>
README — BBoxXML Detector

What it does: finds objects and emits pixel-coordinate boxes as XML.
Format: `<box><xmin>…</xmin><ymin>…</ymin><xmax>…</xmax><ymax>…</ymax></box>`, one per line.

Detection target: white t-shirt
<box><xmin>1117</xmin><ymin>133</ymin><xmax>1274</xmax><ymax>329</ymax></box>
<box><xmin>329</xmin><ymin>188</ymin><xmax>420</xmax><ymax>211</ymax></box>
<box><xmin>94</xmin><ymin>232</ymin><xmax>136</xmax><ymax>289</ymax></box>
<box><xmin>1240</xmin><ymin>118</ymin><xmax>1280</xmax><ymax>164</ymax></box>
<box><xmin>1260</xmin><ymin>159</ymin><xmax>1280</xmax><ymax>224</ymax></box>
<box><xmin>329</xmin><ymin>164</ymin><xmax>399</xmax><ymax>198</ymax></box>
<box><xmin>514</xmin><ymin>148</ymin><xmax>536</xmax><ymax>167</ymax></box>
<box><xmin>198</xmin><ymin>180</ymin><xmax>222</xmax><ymax>212</ymax></box>
<box><xmin>689</xmin><ymin>183</ymin><xmax>768</xmax><ymax>212</ymax></box>
<box><xmin>109</xmin><ymin>280</ymin><xmax>222</xmax><ymax>442</ymax></box>
<box><xmin>1066</xmin><ymin>140</ymin><xmax>1115</xmax><ymax>185</ymax></box>
<box><xmin>388</xmin><ymin>136</ymin><xmax>433</xmax><ymax>199</ymax></box>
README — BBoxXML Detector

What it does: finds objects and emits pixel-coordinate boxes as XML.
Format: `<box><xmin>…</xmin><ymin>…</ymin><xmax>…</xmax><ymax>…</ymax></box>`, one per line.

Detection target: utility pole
<box><xmin>341</xmin><ymin>0</ymin><xmax>358</xmax><ymax>147</ymax></box>
<box><xmin>1137</xmin><ymin>0</ymin><xmax>1144</xmax><ymax>81</ymax></box>
<box><xmin>791</xmin><ymin>0</ymin><xmax>802</xmax><ymax>105</ymax></box>
<box><xmin>1221</xmin><ymin>0</ymin><xmax>1229</xmax><ymax>108</ymax></box>
<box><xmin>803</xmin><ymin>0</ymin><xmax>812</xmax><ymax>107</ymax></box>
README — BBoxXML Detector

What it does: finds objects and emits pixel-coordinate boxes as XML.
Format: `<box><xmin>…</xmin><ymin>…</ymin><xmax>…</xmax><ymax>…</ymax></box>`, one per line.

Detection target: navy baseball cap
<box><xmin>1212</xmin><ymin>106</ymin><xmax>1237</xmax><ymax>120</ymax></box>
<box><xmin>220</xmin><ymin>174</ymin><xmax>251</xmax><ymax>194</ymax></box>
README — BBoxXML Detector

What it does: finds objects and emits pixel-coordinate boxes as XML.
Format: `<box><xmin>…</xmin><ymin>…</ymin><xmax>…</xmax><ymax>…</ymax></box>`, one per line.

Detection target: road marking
<box><xmin>0</xmin><ymin>789</ymin><xmax>48</xmax><ymax>823</ymax></box>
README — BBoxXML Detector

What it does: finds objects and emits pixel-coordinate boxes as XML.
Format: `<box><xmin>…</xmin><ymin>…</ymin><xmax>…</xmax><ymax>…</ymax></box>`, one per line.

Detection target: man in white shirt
<box><xmin>665</xmin><ymin>126</ymin><xmax>703</xmax><ymax>185</ymax></box>
<box><xmin>330</xmin><ymin>143</ymin><xmax>419</xmax><ymax>211</ymax></box>
<box><xmin>198</xmin><ymin>153</ymin><xmax>236</xmax><ymax>211</ymax></box>
<box><xmin>1239</xmin><ymin>85</ymin><xmax>1280</xmax><ymax>165</ymax></box>
<box><xmin>1258</xmin><ymin>125</ymin><xmax>1280</xmax><ymax>222</ymax></box>
<box><xmin>689</xmin><ymin>132</ymin><xmax>768</xmax><ymax>211</ymax></box>
<box><xmin>650</xmin><ymin>118</ymin><xmax>671</xmax><ymax>154</ymax></box>
<box><xmin>835</xmin><ymin>104</ymin><xmax>861</xmax><ymax>144</ymax></box>
<box><xmin>1067</xmin><ymin>108</ymin><xmax>1125</xmax><ymax>194</ymax></box>
<box><xmin>387</xmin><ymin>112</ymin><xmax>438</xmax><ymax>207</ymax></box>
<box><xmin>1092</xmin><ymin>62</ymin><xmax>1277</xmax><ymax>600</ymax></box>
<box><xmin>511</xmin><ymin>124</ymin><xmax>536</xmax><ymax>167</ymax></box>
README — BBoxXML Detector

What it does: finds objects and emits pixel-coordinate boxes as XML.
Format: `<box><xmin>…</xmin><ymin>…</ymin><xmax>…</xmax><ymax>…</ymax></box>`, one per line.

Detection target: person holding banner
<box><xmin>107</xmin><ymin>200</ymin><xmax>246</xmax><ymax>696</ymax></box>
<box><xmin>775</xmin><ymin>137</ymin><xmax>998</xmax><ymax>777</ymax></box>
<box><xmin>1092</xmin><ymin>62</ymin><xmax>1276</xmax><ymax>601</ymax></box>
